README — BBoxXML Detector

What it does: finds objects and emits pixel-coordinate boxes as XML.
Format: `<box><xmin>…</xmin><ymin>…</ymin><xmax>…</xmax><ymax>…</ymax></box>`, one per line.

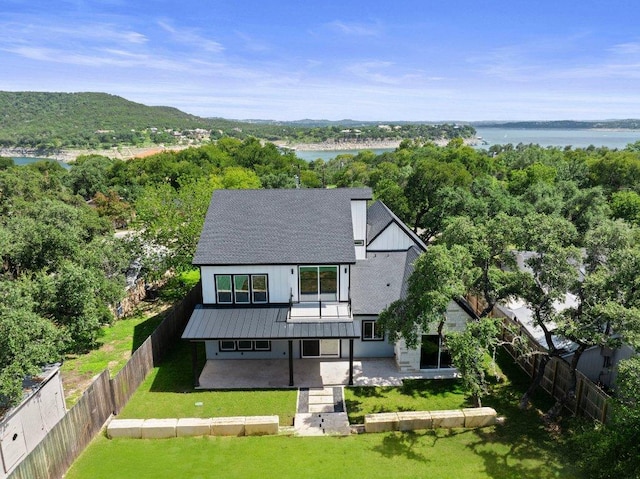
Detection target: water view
<box><xmin>474</xmin><ymin>127</ymin><xmax>640</xmax><ymax>150</ymax></box>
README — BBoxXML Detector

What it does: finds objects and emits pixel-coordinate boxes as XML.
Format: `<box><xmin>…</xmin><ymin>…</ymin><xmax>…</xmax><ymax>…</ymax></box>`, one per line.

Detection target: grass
<box><xmin>67</xmin><ymin>349</ymin><xmax>582</xmax><ymax>478</ymax></box>
<box><xmin>117</xmin><ymin>340</ymin><xmax>297</xmax><ymax>426</ymax></box>
<box><xmin>345</xmin><ymin>379</ymin><xmax>469</xmax><ymax>424</ymax></box>
<box><xmin>61</xmin><ymin>302</ymin><xmax>167</xmax><ymax>407</ymax></box>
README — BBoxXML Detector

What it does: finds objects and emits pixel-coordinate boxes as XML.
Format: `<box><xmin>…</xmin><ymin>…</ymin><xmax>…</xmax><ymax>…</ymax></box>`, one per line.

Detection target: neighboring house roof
<box><xmin>366</xmin><ymin>200</ymin><xmax>427</xmax><ymax>251</ymax></box>
<box><xmin>193</xmin><ymin>188</ymin><xmax>372</xmax><ymax>265</ymax></box>
<box><xmin>182</xmin><ymin>305</ymin><xmax>360</xmax><ymax>340</ymax></box>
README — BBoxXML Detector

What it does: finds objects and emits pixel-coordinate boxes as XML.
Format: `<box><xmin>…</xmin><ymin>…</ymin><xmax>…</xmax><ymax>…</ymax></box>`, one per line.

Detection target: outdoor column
<box><xmin>288</xmin><ymin>340</ymin><xmax>294</xmax><ymax>386</ymax></box>
<box><xmin>348</xmin><ymin>339</ymin><xmax>354</xmax><ymax>385</ymax></box>
<box><xmin>192</xmin><ymin>342</ymin><xmax>200</xmax><ymax>388</ymax></box>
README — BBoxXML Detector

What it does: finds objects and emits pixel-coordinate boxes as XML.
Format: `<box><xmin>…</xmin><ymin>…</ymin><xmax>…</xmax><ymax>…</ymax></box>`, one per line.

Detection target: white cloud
<box><xmin>157</xmin><ymin>20</ymin><xmax>224</xmax><ymax>53</ymax></box>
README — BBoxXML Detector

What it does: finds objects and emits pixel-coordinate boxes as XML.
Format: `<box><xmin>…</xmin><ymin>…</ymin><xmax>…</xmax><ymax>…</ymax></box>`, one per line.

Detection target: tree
<box><xmin>135</xmin><ymin>177</ymin><xmax>218</xmax><ymax>274</ymax></box>
<box><xmin>0</xmin><ymin>281</ymin><xmax>63</xmax><ymax>406</ymax></box>
<box><xmin>404</xmin><ymin>159</ymin><xmax>472</xmax><ymax>240</ymax></box>
<box><xmin>543</xmin><ymin>220</ymin><xmax>640</xmax><ymax>420</ymax></box>
<box><xmin>439</xmin><ymin>213</ymin><xmax>529</xmax><ymax>318</ymax></box>
<box><xmin>447</xmin><ymin>318</ymin><xmax>501</xmax><ymax>407</ymax></box>
<box><xmin>516</xmin><ymin>214</ymin><xmax>581</xmax><ymax>409</ymax></box>
<box><xmin>378</xmin><ymin>245</ymin><xmax>471</xmax><ymax>348</ymax></box>
<box><xmin>66</xmin><ymin>155</ymin><xmax>114</xmax><ymax>200</ymax></box>
<box><xmin>572</xmin><ymin>356</ymin><xmax>640</xmax><ymax>479</ymax></box>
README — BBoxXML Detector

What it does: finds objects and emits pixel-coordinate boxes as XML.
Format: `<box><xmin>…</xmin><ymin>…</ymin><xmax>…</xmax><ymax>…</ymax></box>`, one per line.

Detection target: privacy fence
<box><xmin>492</xmin><ymin>304</ymin><xmax>611</xmax><ymax>423</ymax></box>
<box><xmin>8</xmin><ymin>284</ymin><xmax>202</xmax><ymax>479</ymax></box>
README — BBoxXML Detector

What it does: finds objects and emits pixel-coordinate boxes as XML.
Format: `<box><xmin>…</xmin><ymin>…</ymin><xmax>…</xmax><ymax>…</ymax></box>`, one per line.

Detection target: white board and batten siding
<box><xmin>368</xmin><ymin>221</ymin><xmax>416</xmax><ymax>251</ymax></box>
<box><xmin>351</xmin><ymin>199</ymin><xmax>367</xmax><ymax>260</ymax></box>
<box><xmin>201</xmin><ymin>264</ymin><xmax>352</xmax><ymax>304</ymax></box>
<box><xmin>201</xmin><ymin>265</ymin><xmax>295</xmax><ymax>304</ymax></box>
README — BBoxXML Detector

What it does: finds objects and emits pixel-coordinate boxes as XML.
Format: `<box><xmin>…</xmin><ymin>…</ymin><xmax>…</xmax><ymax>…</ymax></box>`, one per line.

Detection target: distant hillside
<box><xmin>0</xmin><ymin>91</ymin><xmax>220</xmax><ymax>149</ymax></box>
<box><xmin>472</xmin><ymin>120</ymin><xmax>640</xmax><ymax>129</ymax></box>
<box><xmin>0</xmin><ymin>91</ymin><xmax>476</xmax><ymax>150</ymax></box>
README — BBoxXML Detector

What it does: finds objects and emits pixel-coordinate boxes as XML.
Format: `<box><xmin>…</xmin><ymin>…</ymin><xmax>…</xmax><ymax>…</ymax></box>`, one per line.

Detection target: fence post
<box><xmin>574</xmin><ymin>376</ymin><xmax>585</xmax><ymax>416</ymax></box>
<box><xmin>550</xmin><ymin>359</ymin><xmax>559</xmax><ymax>397</ymax></box>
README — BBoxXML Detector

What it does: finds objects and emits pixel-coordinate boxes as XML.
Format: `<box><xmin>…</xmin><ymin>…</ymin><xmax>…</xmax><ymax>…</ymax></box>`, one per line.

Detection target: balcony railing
<box><xmin>288</xmin><ymin>301</ymin><xmax>352</xmax><ymax>321</ymax></box>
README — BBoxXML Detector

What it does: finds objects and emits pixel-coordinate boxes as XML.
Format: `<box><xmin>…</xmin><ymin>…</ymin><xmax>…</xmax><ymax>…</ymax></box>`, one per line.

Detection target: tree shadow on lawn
<box><xmin>462</xmin><ymin>349</ymin><xmax>580</xmax><ymax>479</ymax></box>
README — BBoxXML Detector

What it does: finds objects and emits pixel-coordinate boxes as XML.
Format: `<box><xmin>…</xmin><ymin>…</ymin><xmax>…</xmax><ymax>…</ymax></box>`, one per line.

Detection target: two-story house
<box><xmin>182</xmin><ymin>188</ymin><xmax>473</xmax><ymax>387</ymax></box>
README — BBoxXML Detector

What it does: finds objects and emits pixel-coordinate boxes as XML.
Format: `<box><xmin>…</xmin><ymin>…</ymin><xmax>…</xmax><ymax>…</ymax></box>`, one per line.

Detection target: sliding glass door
<box><xmin>299</xmin><ymin>266</ymin><xmax>338</xmax><ymax>301</ymax></box>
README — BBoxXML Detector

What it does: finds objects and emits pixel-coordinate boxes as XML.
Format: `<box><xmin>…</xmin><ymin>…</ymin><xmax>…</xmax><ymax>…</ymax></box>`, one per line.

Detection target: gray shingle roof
<box><xmin>351</xmin><ymin>251</ymin><xmax>411</xmax><ymax>315</ymax></box>
<box><xmin>366</xmin><ymin>200</ymin><xmax>427</xmax><ymax>250</ymax></box>
<box><xmin>182</xmin><ymin>305</ymin><xmax>361</xmax><ymax>340</ymax></box>
<box><xmin>193</xmin><ymin>188</ymin><xmax>372</xmax><ymax>265</ymax></box>
<box><xmin>351</xmin><ymin>245</ymin><xmax>423</xmax><ymax>315</ymax></box>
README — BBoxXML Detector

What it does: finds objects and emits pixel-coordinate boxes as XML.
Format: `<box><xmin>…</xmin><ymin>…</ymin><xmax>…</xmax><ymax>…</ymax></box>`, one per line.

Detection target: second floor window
<box><xmin>216</xmin><ymin>274</ymin><xmax>268</xmax><ymax>304</ymax></box>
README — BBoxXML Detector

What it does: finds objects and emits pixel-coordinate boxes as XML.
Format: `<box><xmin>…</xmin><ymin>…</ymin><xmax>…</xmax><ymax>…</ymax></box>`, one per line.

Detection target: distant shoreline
<box><xmin>277</xmin><ymin>137</ymin><xmax>479</xmax><ymax>151</ymax></box>
<box><xmin>1</xmin><ymin>145</ymin><xmax>189</xmax><ymax>163</ymax></box>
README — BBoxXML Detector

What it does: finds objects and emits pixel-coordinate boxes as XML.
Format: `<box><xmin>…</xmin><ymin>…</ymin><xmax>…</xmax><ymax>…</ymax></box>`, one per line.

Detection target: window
<box><xmin>362</xmin><ymin>320</ymin><xmax>384</xmax><ymax>341</ymax></box>
<box><xmin>215</xmin><ymin>274</ymin><xmax>269</xmax><ymax>304</ymax></box>
<box><xmin>219</xmin><ymin>340</ymin><xmax>236</xmax><ymax>351</ymax></box>
<box><xmin>251</xmin><ymin>275</ymin><xmax>268</xmax><ymax>303</ymax></box>
<box><xmin>218</xmin><ymin>340</ymin><xmax>271</xmax><ymax>352</ymax></box>
<box><xmin>299</xmin><ymin>266</ymin><xmax>338</xmax><ymax>301</ymax></box>
<box><xmin>216</xmin><ymin>275</ymin><xmax>232</xmax><ymax>304</ymax></box>
<box><xmin>234</xmin><ymin>275</ymin><xmax>250</xmax><ymax>303</ymax></box>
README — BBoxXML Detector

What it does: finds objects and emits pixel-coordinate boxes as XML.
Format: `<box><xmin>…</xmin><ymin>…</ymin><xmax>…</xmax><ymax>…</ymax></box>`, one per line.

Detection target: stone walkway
<box><xmin>294</xmin><ymin>387</ymin><xmax>350</xmax><ymax>436</ymax></box>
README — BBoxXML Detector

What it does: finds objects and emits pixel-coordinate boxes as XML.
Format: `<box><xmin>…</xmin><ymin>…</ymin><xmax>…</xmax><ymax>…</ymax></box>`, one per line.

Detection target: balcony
<box><xmin>288</xmin><ymin>301</ymin><xmax>352</xmax><ymax>322</ymax></box>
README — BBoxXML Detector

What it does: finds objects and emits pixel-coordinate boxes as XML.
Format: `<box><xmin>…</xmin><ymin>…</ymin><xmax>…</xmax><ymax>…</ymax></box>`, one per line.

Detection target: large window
<box><xmin>362</xmin><ymin>320</ymin><xmax>384</xmax><ymax>341</ymax></box>
<box><xmin>215</xmin><ymin>274</ymin><xmax>269</xmax><ymax>304</ymax></box>
<box><xmin>299</xmin><ymin>266</ymin><xmax>338</xmax><ymax>301</ymax></box>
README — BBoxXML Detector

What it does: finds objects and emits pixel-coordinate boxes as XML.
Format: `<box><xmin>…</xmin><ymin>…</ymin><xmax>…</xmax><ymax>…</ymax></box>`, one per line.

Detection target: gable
<box><xmin>368</xmin><ymin>222</ymin><xmax>419</xmax><ymax>251</ymax></box>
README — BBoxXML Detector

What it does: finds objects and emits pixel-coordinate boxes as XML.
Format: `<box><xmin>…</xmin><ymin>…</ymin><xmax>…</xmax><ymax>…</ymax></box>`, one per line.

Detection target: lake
<box><xmin>296</xmin><ymin>127</ymin><xmax>640</xmax><ymax>162</ymax></box>
<box><xmin>11</xmin><ymin>128</ymin><xmax>640</xmax><ymax>166</ymax></box>
<box><xmin>11</xmin><ymin>156</ymin><xmax>72</xmax><ymax>169</ymax></box>
<box><xmin>474</xmin><ymin>127</ymin><xmax>640</xmax><ymax>150</ymax></box>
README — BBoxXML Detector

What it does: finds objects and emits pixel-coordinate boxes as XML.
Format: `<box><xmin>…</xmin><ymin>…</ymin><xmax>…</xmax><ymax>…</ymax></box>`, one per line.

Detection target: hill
<box><xmin>0</xmin><ymin>91</ymin><xmax>476</xmax><ymax>150</ymax></box>
<box><xmin>0</xmin><ymin>91</ymin><xmax>218</xmax><ymax>149</ymax></box>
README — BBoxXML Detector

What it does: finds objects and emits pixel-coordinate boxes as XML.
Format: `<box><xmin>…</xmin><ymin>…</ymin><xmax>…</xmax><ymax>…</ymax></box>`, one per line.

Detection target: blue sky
<box><xmin>2</xmin><ymin>0</ymin><xmax>640</xmax><ymax>121</ymax></box>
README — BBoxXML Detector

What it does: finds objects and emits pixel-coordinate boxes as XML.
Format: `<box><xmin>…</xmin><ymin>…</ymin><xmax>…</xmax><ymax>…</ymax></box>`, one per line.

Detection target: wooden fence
<box><xmin>494</xmin><ymin>305</ymin><xmax>611</xmax><ymax>422</ymax></box>
<box><xmin>110</xmin><ymin>284</ymin><xmax>202</xmax><ymax>414</ymax></box>
<box><xmin>9</xmin><ymin>284</ymin><xmax>202</xmax><ymax>479</ymax></box>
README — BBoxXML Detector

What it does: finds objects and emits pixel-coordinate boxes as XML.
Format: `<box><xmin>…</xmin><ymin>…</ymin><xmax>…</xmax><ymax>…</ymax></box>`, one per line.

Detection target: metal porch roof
<box><xmin>182</xmin><ymin>305</ymin><xmax>361</xmax><ymax>340</ymax></box>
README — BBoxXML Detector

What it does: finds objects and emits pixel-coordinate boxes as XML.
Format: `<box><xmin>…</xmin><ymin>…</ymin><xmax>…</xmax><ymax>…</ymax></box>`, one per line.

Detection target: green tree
<box><xmin>516</xmin><ymin>214</ymin><xmax>580</xmax><ymax>409</ymax></box>
<box><xmin>135</xmin><ymin>177</ymin><xmax>217</xmax><ymax>274</ymax></box>
<box><xmin>404</xmin><ymin>159</ymin><xmax>472</xmax><ymax>240</ymax></box>
<box><xmin>0</xmin><ymin>281</ymin><xmax>63</xmax><ymax>406</ymax></box>
<box><xmin>378</xmin><ymin>245</ymin><xmax>471</xmax><ymax>348</ymax></box>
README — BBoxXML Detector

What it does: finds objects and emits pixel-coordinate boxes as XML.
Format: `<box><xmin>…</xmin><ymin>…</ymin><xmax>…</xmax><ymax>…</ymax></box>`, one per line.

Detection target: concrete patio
<box><xmin>196</xmin><ymin>358</ymin><xmax>457</xmax><ymax>389</ymax></box>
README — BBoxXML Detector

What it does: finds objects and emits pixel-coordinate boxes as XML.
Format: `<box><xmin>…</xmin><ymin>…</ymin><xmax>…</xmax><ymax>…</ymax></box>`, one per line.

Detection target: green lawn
<box><xmin>345</xmin><ymin>379</ymin><xmax>469</xmax><ymax>424</ymax></box>
<box><xmin>61</xmin><ymin>304</ymin><xmax>166</xmax><ymax>407</ymax></box>
<box><xmin>117</xmin><ymin>340</ymin><xmax>297</xmax><ymax>426</ymax></box>
<box><xmin>67</xmin><ymin>348</ymin><xmax>581</xmax><ymax>478</ymax></box>
<box><xmin>67</xmin><ymin>426</ymin><xmax>578</xmax><ymax>479</ymax></box>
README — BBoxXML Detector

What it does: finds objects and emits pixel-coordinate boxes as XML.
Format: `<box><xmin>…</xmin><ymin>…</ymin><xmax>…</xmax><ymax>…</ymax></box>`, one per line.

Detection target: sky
<box><xmin>2</xmin><ymin>0</ymin><xmax>640</xmax><ymax>121</ymax></box>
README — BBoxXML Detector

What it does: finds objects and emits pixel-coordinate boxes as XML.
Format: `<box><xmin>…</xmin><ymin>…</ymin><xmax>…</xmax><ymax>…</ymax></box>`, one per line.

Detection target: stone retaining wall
<box><xmin>364</xmin><ymin>407</ymin><xmax>497</xmax><ymax>433</ymax></box>
<box><xmin>107</xmin><ymin>416</ymin><xmax>279</xmax><ymax>439</ymax></box>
